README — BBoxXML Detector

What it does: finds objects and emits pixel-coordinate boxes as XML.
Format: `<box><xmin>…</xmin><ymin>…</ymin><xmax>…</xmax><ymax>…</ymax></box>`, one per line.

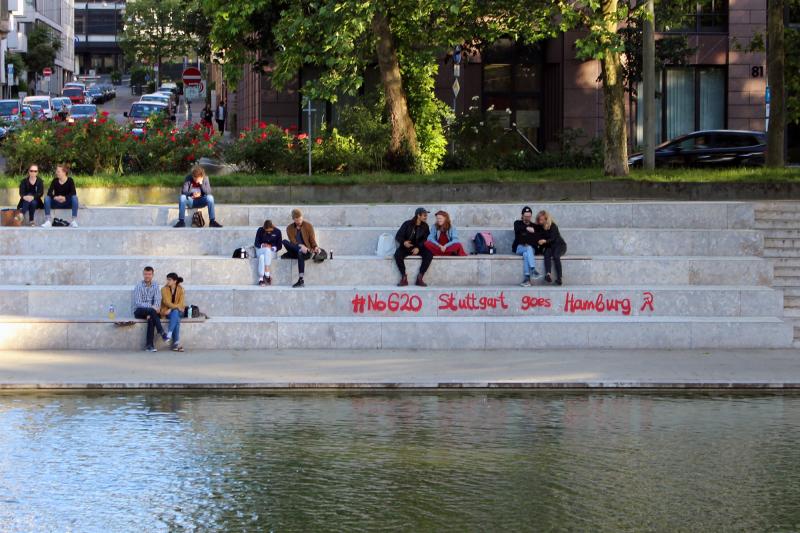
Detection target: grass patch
<box><xmin>1</xmin><ymin>167</ymin><xmax>799</xmax><ymax>188</ymax></box>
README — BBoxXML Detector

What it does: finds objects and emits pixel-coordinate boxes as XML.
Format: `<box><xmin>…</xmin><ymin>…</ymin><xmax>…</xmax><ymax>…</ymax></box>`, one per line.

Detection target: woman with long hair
<box><xmin>424</xmin><ymin>210</ymin><xmax>468</xmax><ymax>257</ymax></box>
<box><xmin>536</xmin><ymin>210</ymin><xmax>567</xmax><ymax>285</ymax></box>
<box><xmin>160</xmin><ymin>272</ymin><xmax>185</xmax><ymax>351</ymax></box>
<box><xmin>254</xmin><ymin>219</ymin><xmax>283</xmax><ymax>286</ymax></box>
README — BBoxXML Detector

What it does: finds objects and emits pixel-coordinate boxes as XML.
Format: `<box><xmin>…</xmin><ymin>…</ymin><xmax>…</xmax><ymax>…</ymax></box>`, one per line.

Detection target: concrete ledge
<box><xmin>1</xmin><ymin>348</ymin><xmax>798</xmax><ymax>389</ymax></box>
<box><xmin>2</xmin><ymin>182</ymin><xmax>799</xmax><ymax>205</ymax></box>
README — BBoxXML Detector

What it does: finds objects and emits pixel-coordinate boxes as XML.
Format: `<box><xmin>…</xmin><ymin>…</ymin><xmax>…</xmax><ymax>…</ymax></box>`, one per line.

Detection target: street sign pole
<box><xmin>307</xmin><ymin>98</ymin><xmax>313</xmax><ymax>176</ymax></box>
<box><xmin>451</xmin><ymin>45</ymin><xmax>462</xmax><ymax>155</ymax></box>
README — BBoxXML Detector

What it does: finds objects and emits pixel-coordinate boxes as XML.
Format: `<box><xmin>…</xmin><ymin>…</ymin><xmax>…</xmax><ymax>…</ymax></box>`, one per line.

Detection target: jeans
<box><xmin>394</xmin><ymin>245</ymin><xmax>433</xmax><ymax>277</ymax></box>
<box><xmin>282</xmin><ymin>240</ymin><xmax>308</xmax><ymax>274</ymax></box>
<box><xmin>256</xmin><ymin>247</ymin><xmax>275</xmax><ymax>274</ymax></box>
<box><xmin>167</xmin><ymin>308</ymin><xmax>181</xmax><ymax>344</ymax></box>
<box><xmin>216</xmin><ymin>119</ymin><xmax>224</xmax><ymax>132</ymax></box>
<box><xmin>18</xmin><ymin>198</ymin><xmax>42</xmax><ymax>221</ymax></box>
<box><xmin>45</xmin><ymin>195</ymin><xmax>79</xmax><ymax>218</ymax></box>
<box><xmin>543</xmin><ymin>243</ymin><xmax>567</xmax><ymax>280</ymax></box>
<box><xmin>179</xmin><ymin>194</ymin><xmax>216</xmax><ymax>221</ymax></box>
<box><xmin>134</xmin><ymin>307</ymin><xmax>165</xmax><ymax>347</ymax></box>
<box><xmin>515</xmin><ymin>245</ymin><xmax>539</xmax><ymax>277</ymax></box>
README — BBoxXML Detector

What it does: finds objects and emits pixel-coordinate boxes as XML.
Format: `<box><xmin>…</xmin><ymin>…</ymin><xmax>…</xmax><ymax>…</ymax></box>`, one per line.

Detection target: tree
<box><xmin>23</xmin><ymin>25</ymin><xmax>62</xmax><ymax>91</ymax></box>
<box><xmin>182</xmin><ymin>0</ymin><xmax>215</xmax><ymax>107</ymax></box>
<box><xmin>120</xmin><ymin>0</ymin><xmax>193</xmax><ymax>86</ymax></box>
<box><xmin>767</xmin><ymin>0</ymin><xmax>786</xmax><ymax>167</ymax></box>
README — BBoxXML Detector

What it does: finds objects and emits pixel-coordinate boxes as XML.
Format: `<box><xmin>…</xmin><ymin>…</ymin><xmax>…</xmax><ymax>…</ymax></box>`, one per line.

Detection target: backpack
<box><xmin>376</xmin><ymin>233</ymin><xmax>397</xmax><ymax>257</ymax></box>
<box><xmin>191</xmin><ymin>211</ymin><xmax>205</xmax><ymax>228</ymax></box>
<box><xmin>232</xmin><ymin>247</ymin><xmax>249</xmax><ymax>259</ymax></box>
<box><xmin>52</xmin><ymin>217</ymin><xmax>70</xmax><ymax>227</ymax></box>
<box><xmin>473</xmin><ymin>232</ymin><xmax>495</xmax><ymax>255</ymax></box>
<box><xmin>313</xmin><ymin>249</ymin><xmax>328</xmax><ymax>263</ymax></box>
<box><xmin>183</xmin><ymin>305</ymin><xmax>207</xmax><ymax>319</ymax></box>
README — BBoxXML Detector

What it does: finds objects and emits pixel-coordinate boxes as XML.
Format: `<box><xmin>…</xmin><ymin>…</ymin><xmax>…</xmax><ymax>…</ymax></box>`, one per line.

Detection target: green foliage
<box><xmin>335</xmin><ymin>100</ymin><xmax>391</xmax><ymax>171</ymax></box>
<box><xmin>110</xmin><ymin>70</ymin><xmax>123</xmax><ymax>85</ymax></box>
<box><xmin>120</xmin><ymin>0</ymin><xmax>194</xmax><ymax>66</ymax></box>
<box><xmin>126</xmin><ymin>116</ymin><xmax>222</xmax><ymax>173</ymax></box>
<box><xmin>787</xmin><ymin>25</ymin><xmax>800</xmax><ymax>125</ymax></box>
<box><xmin>130</xmin><ymin>66</ymin><xmax>147</xmax><ymax>86</ymax></box>
<box><xmin>22</xmin><ymin>25</ymin><xmax>62</xmax><ymax>82</ymax></box>
<box><xmin>224</xmin><ymin>122</ymin><xmax>297</xmax><ymax>173</ymax></box>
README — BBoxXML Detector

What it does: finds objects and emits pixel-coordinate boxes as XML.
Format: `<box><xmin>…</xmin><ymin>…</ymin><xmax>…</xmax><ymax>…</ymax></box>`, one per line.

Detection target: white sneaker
<box><xmin>70</xmin><ymin>220</ymin><xmax>79</xmax><ymax>228</ymax></box>
<box><xmin>41</xmin><ymin>219</ymin><xmax>52</xmax><ymax>228</ymax></box>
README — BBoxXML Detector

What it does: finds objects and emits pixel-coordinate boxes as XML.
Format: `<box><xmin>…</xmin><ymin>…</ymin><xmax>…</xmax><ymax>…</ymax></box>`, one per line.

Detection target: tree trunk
<box><xmin>767</xmin><ymin>0</ymin><xmax>785</xmax><ymax>167</ymax></box>
<box><xmin>600</xmin><ymin>0</ymin><xmax>629</xmax><ymax>176</ymax></box>
<box><xmin>371</xmin><ymin>12</ymin><xmax>419</xmax><ymax>158</ymax></box>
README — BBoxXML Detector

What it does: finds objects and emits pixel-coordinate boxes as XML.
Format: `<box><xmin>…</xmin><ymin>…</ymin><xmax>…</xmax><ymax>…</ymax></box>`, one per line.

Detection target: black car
<box><xmin>629</xmin><ymin>130</ymin><xmax>766</xmax><ymax>168</ymax></box>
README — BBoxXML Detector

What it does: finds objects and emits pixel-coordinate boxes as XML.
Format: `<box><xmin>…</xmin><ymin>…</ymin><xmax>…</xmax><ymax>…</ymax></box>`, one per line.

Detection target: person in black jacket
<box><xmin>42</xmin><ymin>164</ymin><xmax>79</xmax><ymax>227</ymax></box>
<box><xmin>512</xmin><ymin>206</ymin><xmax>543</xmax><ymax>287</ymax></box>
<box><xmin>254</xmin><ymin>219</ymin><xmax>283</xmax><ymax>286</ymax></box>
<box><xmin>17</xmin><ymin>164</ymin><xmax>44</xmax><ymax>226</ymax></box>
<box><xmin>536</xmin><ymin>210</ymin><xmax>567</xmax><ymax>285</ymax></box>
<box><xmin>394</xmin><ymin>207</ymin><xmax>433</xmax><ymax>287</ymax></box>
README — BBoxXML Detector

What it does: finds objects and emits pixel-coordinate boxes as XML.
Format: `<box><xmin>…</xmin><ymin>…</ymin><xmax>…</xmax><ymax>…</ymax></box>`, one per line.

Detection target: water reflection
<box><xmin>0</xmin><ymin>392</ymin><xmax>799</xmax><ymax>532</ymax></box>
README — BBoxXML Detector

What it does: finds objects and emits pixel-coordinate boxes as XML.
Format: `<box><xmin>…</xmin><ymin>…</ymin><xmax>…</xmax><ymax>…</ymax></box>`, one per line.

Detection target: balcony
<box><xmin>7</xmin><ymin>30</ymin><xmax>27</xmax><ymax>52</ymax></box>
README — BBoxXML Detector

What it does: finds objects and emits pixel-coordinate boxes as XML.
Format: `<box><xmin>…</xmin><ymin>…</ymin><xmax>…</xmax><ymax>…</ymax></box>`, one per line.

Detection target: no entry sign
<box><xmin>182</xmin><ymin>67</ymin><xmax>202</xmax><ymax>86</ymax></box>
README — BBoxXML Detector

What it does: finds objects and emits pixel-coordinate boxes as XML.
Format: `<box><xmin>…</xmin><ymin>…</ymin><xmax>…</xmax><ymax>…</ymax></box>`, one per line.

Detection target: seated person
<box><xmin>17</xmin><ymin>164</ymin><xmax>44</xmax><ymax>227</ymax></box>
<box><xmin>160</xmin><ymin>272</ymin><xmax>185</xmax><ymax>352</ymax></box>
<box><xmin>42</xmin><ymin>164</ymin><xmax>79</xmax><ymax>227</ymax></box>
<box><xmin>394</xmin><ymin>207</ymin><xmax>433</xmax><ymax>287</ymax></box>
<box><xmin>512</xmin><ymin>206</ymin><xmax>543</xmax><ymax>287</ymax></box>
<box><xmin>174</xmin><ymin>165</ymin><xmax>223</xmax><ymax>228</ymax></box>
<box><xmin>536</xmin><ymin>210</ymin><xmax>567</xmax><ymax>285</ymax></box>
<box><xmin>282</xmin><ymin>208</ymin><xmax>320</xmax><ymax>288</ymax></box>
<box><xmin>132</xmin><ymin>266</ymin><xmax>169</xmax><ymax>352</ymax></box>
<box><xmin>255</xmin><ymin>219</ymin><xmax>283</xmax><ymax>286</ymax></box>
<box><xmin>424</xmin><ymin>210</ymin><xmax>467</xmax><ymax>257</ymax></box>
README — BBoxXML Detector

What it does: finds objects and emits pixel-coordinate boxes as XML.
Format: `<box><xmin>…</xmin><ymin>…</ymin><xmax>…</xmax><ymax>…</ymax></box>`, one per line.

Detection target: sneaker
<box><xmin>28</xmin><ymin>220</ymin><xmax>36</xmax><ymax>227</ymax></box>
<box><xmin>265</xmin><ymin>276</ymin><xmax>272</xmax><ymax>286</ymax></box>
<box><xmin>70</xmin><ymin>220</ymin><xmax>79</xmax><ymax>228</ymax></box>
<box><xmin>145</xmin><ymin>346</ymin><xmax>157</xmax><ymax>352</ymax></box>
<box><xmin>258</xmin><ymin>277</ymin><xmax>266</xmax><ymax>287</ymax></box>
<box><xmin>171</xmin><ymin>344</ymin><xmax>184</xmax><ymax>352</ymax></box>
<box><xmin>531</xmin><ymin>269</ymin><xmax>544</xmax><ymax>280</ymax></box>
<box><xmin>556</xmin><ymin>278</ymin><xmax>563</xmax><ymax>286</ymax></box>
<box><xmin>41</xmin><ymin>219</ymin><xmax>52</xmax><ymax>228</ymax></box>
<box><xmin>209</xmin><ymin>220</ymin><xmax>223</xmax><ymax>228</ymax></box>
<box><xmin>174</xmin><ymin>219</ymin><xmax>186</xmax><ymax>228</ymax></box>
<box><xmin>520</xmin><ymin>277</ymin><xmax>531</xmax><ymax>287</ymax></box>
<box><xmin>162</xmin><ymin>332</ymin><xmax>169</xmax><ymax>342</ymax></box>
<box><xmin>292</xmin><ymin>278</ymin><xmax>305</xmax><ymax>288</ymax></box>
<box><xmin>398</xmin><ymin>275</ymin><xmax>408</xmax><ymax>287</ymax></box>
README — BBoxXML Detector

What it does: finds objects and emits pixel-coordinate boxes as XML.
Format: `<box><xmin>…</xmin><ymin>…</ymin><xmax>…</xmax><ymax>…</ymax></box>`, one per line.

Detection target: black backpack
<box><xmin>191</xmin><ymin>211</ymin><xmax>205</xmax><ymax>228</ymax></box>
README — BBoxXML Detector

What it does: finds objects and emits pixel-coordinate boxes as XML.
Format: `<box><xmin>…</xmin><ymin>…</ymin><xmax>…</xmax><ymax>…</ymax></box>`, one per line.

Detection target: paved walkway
<box><xmin>0</xmin><ymin>349</ymin><xmax>799</xmax><ymax>389</ymax></box>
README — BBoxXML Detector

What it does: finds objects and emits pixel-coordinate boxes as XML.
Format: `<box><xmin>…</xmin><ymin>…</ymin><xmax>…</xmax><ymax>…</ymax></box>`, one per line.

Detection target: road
<box><xmin>94</xmin><ymin>83</ymin><xmax>203</xmax><ymax>127</ymax></box>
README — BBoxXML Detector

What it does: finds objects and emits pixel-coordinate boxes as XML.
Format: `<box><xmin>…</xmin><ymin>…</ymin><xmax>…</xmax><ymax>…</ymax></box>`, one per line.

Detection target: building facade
<box><xmin>229</xmin><ymin>0</ymin><xmax>767</xmax><ymax>151</ymax></box>
<box><xmin>74</xmin><ymin>0</ymin><xmax>123</xmax><ymax>75</ymax></box>
<box><xmin>2</xmin><ymin>0</ymin><xmax>75</xmax><ymax>94</ymax></box>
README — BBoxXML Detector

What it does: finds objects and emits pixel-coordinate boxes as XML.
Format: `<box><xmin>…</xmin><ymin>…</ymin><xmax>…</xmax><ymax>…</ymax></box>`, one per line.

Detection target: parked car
<box><xmin>86</xmin><ymin>86</ymin><xmax>106</xmax><ymax>104</ymax></box>
<box><xmin>155</xmin><ymin>88</ymin><xmax>178</xmax><ymax>109</ymax></box>
<box><xmin>22</xmin><ymin>96</ymin><xmax>53</xmax><ymax>119</ymax></box>
<box><xmin>62</xmin><ymin>86</ymin><xmax>85</xmax><ymax>104</ymax></box>
<box><xmin>124</xmin><ymin>101</ymin><xmax>172</xmax><ymax>135</ymax></box>
<box><xmin>64</xmin><ymin>81</ymin><xmax>86</xmax><ymax>91</ymax></box>
<box><xmin>158</xmin><ymin>82</ymin><xmax>178</xmax><ymax>95</ymax></box>
<box><xmin>67</xmin><ymin>104</ymin><xmax>98</xmax><ymax>123</ymax></box>
<box><xmin>0</xmin><ymin>100</ymin><xmax>22</xmax><ymax>124</ymax></box>
<box><xmin>52</xmin><ymin>96</ymin><xmax>72</xmax><ymax>114</ymax></box>
<box><xmin>140</xmin><ymin>92</ymin><xmax>171</xmax><ymax>107</ymax></box>
<box><xmin>629</xmin><ymin>130</ymin><xmax>767</xmax><ymax>168</ymax></box>
<box><xmin>100</xmin><ymin>83</ymin><xmax>116</xmax><ymax>99</ymax></box>
<box><xmin>27</xmin><ymin>104</ymin><xmax>47</xmax><ymax>121</ymax></box>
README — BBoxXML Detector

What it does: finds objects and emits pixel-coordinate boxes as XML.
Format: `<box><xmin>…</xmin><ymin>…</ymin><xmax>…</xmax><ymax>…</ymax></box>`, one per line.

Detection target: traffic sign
<box><xmin>43</xmin><ymin>67</ymin><xmax>52</xmax><ymax>76</ymax></box>
<box><xmin>452</xmin><ymin>79</ymin><xmax>460</xmax><ymax>97</ymax></box>
<box><xmin>182</xmin><ymin>66</ymin><xmax>202</xmax><ymax>86</ymax></box>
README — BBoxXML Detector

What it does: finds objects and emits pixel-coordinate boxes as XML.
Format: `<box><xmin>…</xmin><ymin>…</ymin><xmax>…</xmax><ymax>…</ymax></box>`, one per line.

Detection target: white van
<box><xmin>22</xmin><ymin>96</ymin><xmax>53</xmax><ymax>119</ymax></box>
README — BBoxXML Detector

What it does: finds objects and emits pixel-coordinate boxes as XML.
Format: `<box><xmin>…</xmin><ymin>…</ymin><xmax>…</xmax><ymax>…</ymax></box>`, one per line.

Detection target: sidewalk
<box><xmin>0</xmin><ymin>349</ymin><xmax>798</xmax><ymax>389</ymax></box>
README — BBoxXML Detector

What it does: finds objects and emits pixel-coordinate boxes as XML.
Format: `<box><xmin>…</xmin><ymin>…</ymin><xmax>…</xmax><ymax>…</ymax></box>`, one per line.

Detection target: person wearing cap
<box><xmin>394</xmin><ymin>207</ymin><xmax>433</xmax><ymax>287</ymax></box>
<box><xmin>282</xmin><ymin>208</ymin><xmax>320</xmax><ymax>288</ymax></box>
<box><xmin>512</xmin><ymin>206</ymin><xmax>544</xmax><ymax>287</ymax></box>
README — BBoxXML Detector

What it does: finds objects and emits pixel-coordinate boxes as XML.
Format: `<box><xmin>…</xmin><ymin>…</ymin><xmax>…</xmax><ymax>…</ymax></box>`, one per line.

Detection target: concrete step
<box><xmin>0</xmin><ymin>255</ymin><xmax>774</xmax><ymax>287</ymax></box>
<box><xmin>763</xmin><ymin>249</ymin><xmax>800</xmax><ymax>258</ymax></box>
<box><xmin>12</xmin><ymin>202</ymin><xmax>755</xmax><ymax>229</ymax></box>
<box><xmin>755</xmin><ymin>201</ymin><xmax>800</xmax><ymax>211</ymax></box>
<box><xmin>754</xmin><ymin>220</ymin><xmax>800</xmax><ymax>230</ymax></box>
<box><xmin>773</xmin><ymin>277</ymin><xmax>800</xmax><ymax>287</ymax></box>
<box><xmin>782</xmin><ymin>288</ymin><xmax>800</xmax><ymax>297</ymax></box>
<box><xmin>784</xmin><ymin>296</ymin><xmax>800</xmax><ymax>308</ymax></box>
<box><xmin>0</xmin><ymin>315</ymin><xmax>792</xmax><ymax>350</ymax></box>
<box><xmin>0</xmin><ymin>285</ymin><xmax>783</xmax><ymax>319</ymax></box>
<box><xmin>0</xmin><ymin>226</ymin><xmax>764</xmax><ymax>257</ymax></box>
<box><xmin>756</xmin><ymin>229</ymin><xmax>800</xmax><ymax>239</ymax></box>
<box><xmin>767</xmin><ymin>258</ymin><xmax>800</xmax><ymax>267</ymax></box>
<box><xmin>774</xmin><ymin>267</ymin><xmax>800</xmax><ymax>278</ymax></box>
<box><xmin>764</xmin><ymin>238</ymin><xmax>800</xmax><ymax>249</ymax></box>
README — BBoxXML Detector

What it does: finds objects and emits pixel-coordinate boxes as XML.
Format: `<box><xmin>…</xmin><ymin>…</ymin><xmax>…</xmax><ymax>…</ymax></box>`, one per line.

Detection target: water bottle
<box><xmin>108</xmin><ymin>304</ymin><xmax>116</xmax><ymax>320</ymax></box>
<box><xmin>329</xmin><ymin>249</ymin><xmax>334</xmax><ymax>260</ymax></box>
<box><xmin>187</xmin><ymin>306</ymin><xmax>193</xmax><ymax>318</ymax></box>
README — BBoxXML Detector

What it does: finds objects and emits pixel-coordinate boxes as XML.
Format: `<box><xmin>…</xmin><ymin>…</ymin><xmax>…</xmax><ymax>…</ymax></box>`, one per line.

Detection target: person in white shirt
<box><xmin>216</xmin><ymin>100</ymin><xmax>226</xmax><ymax>133</ymax></box>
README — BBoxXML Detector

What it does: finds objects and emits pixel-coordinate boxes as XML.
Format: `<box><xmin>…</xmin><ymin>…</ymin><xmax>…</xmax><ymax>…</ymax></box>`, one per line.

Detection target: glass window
<box><xmin>699</xmin><ymin>68</ymin><xmax>725</xmax><ymax>130</ymax></box>
<box><xmin>483</xmin><ymin>64</ymin><xmax>512</xmax><ymax>93</ymax></box>
<box><xmin>515</xmin><ymin>65</ymin><xmax>541</xmax><ymax>92</ymax></box>
<box><xmin>656</xmin><ymin>0</ymin><xmax>728</xmax><ymax>33</ymax></box>
<box><xmin>666</xmin><ymin>69</ymin><xmax>695</xmax><ymax>140</ymax></box>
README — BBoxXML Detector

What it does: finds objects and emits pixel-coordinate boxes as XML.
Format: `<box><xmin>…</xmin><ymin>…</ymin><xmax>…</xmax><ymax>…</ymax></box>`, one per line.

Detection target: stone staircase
<box><xmin>0</xmin><ymin>201</ymin><xmax>792</xmax><ymax>351</ymax></box>
<box><xmin>755</xmin><ymin>201</ymin><xmax>800</xmax><ymax>348</ymax></box>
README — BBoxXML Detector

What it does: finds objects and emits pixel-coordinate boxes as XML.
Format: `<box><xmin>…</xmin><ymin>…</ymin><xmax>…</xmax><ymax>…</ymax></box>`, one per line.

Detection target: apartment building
<box><xmin>74</xmin><ymin>0</ymin><xmax>123</xmax><ymax>75</ymax></box>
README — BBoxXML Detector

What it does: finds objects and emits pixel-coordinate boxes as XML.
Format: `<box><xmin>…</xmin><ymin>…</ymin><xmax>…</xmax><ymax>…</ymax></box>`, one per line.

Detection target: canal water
<box><xmin>0</xmin><ymin>392</ymin><xmax>798</xmax><ymax>532</ymax></box>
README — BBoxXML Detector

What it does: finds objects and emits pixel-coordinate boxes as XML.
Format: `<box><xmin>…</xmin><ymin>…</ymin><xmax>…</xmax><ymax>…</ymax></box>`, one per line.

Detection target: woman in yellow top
<box><xmin>160</xmin><ymin>272</ymin><xmax>185</xmax><ymax>352</ymax></box>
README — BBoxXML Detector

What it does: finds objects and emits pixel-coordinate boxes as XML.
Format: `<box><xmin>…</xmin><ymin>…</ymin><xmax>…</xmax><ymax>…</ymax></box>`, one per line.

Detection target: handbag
<box><xmin>313</xmin><ymin>248</ymin><xmax>328</xmax><ymax>263</ymax></box>
<box><xmin>1</xmin><ymin>208</ymin><xmax>22</xmax><ymax>227</ymax></box>
<box><xmin>191</xmin><ymin>211</ymin><xmax>205</xmax><ymax>228</ymax></box>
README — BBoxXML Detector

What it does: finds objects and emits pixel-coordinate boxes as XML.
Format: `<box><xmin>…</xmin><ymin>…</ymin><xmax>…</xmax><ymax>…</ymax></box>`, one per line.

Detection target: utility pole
<box><xmin>642</xmin><ymin>0</ymin><xmax>656</xmax><ymax>170</ymax></box>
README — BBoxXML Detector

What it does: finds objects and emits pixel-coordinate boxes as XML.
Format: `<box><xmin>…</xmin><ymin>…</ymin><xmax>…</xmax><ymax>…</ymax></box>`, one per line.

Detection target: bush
<box><xmin>125</xmin><ymin>114</ymin><xmax>222</xmax><ymax>173</ymax></box>
<box><xmin>336</xmin><ymin>101</ymin><xmax>391</xmax><ymax>171</ymax></box>
<box><xmin>129</xmin><ymin>66</ymin><xmax>147</xmax><ymax>87</ymax></box>
<box><xmin>110</xmin><ymin>70</ymin><xmax>122</xmax><ymax>85</ymax></box>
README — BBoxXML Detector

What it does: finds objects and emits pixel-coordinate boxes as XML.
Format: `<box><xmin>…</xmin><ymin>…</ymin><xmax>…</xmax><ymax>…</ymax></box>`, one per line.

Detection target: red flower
<box><xmin>101</xmin><ymin>111</ymin><xmax>109</xmax><ymax>117</ymax></box>
<box><xmin>107</xmin><ymin>136</ymin><xmax>113</xmax><ymax>141</ymax></box>
<box><xmin>260</xmin><ymin>132</ymin><xmax>267</xmax><ymax>139</ymax></box>
<box><xmin>297</xmin><ymin>133</ymin><xmax>308</xmax><ymax>140</ymax></box>
<box><xmin>288</xmin><ymin>124</ymin><xmax>298</xmax><ymax>131</ymax></box>
<box><xmin>99</xmin><ymin>118</ymin><xmax>108</xmax><ymax>124</ymax></box>
<box><xmin>239</xmin><ymin>133</ymin><xmax>246</xmax><ymax>139</ymax></box>
<box><xmin>259</xmin><ymin>121</ymin><xmax>267</xmax><ymax>129</ymax></box>
<box><xmin>191</xmin><ymin>138</ymin><xmax>199</xmax><ymax>146</ymax></box>
<box><xmin>170</xmin><ymin>135</ymin><xmax>177</xmax><ymax>142</ymax></box>
<box><xmin>187</xmin><ymin>154</ymin><xmax>195</xmax><ymax>161</ymax></box>
<box><xmin>203</xmin><ymin>132</ymin><xmax>210</xmax><ymax>141</ymax></box>
<box><xmin>315</xmin><ymin>137</ymin><xmax>323</xmax><ymax>145</ymax></box>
